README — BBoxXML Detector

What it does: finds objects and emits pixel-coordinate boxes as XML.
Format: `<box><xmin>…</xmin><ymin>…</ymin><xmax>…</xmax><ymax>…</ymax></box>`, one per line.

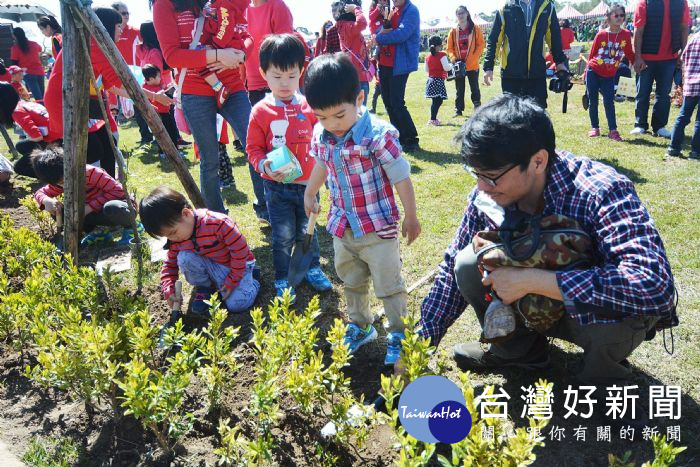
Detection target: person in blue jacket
<box><xmin>374</xmin><ymin>0</ymin><xmax>420</xmax><ymax>152</ymax></box>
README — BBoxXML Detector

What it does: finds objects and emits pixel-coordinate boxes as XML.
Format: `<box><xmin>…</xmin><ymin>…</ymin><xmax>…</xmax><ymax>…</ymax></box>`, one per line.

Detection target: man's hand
<box><xmin>42</xmin><ymin>198</ymin><xmax>61</xmax><ymax>215</ymax></box>
<box><xmin>482</xmin><ymin>267</ymin><xmax>532</xmax><ymax>305</ymax></box>
<box><xmin>220</xmin><ymin>285</ymin><xmax>233</xmax><ymax>302</ymax></box>
<box><xmin>263</xmin><ymin>159</ymin><xmax>287</xmax><ymax>183</ymax></box>
<box><xmin>483</xmin><ymin>70</ymin><xmax>493</xmax><ymax>86</ymax></box>
<box><xmin>402</xmin><ymin>214</ymin><xmax>421</xmax><ymax>245</ymax></box>
<box><xmin>634</xmin><ymin>57</ymin><xmax>647</xmax><ymax>74</ymax></box>
<box><xmin>304</xmin><ymin>193</ymin><xmax>320</xmax><ymax>217</ymax></box>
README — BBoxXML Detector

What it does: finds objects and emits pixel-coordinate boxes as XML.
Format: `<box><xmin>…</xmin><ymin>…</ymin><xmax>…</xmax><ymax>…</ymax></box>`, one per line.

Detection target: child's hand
<box><xmin>263</xmin><ymin>160</ymin><xmax>287</xmax><ymax>183</ymax></box>
<box><xmin>344</xmin><ymin>3</ymin><xmax>357</xmax><ymax>13</ymax></box>
<box><xmin>220</xmin><ymin>285</ymin><xmax>233</xmax><ymax>301</ymax></box>
<box><xmin>84</xmin><ymin>204</ymin><xmax>93</xmax><ymax>216</ymax></box>
<box><xmin>304</xmin><ymin>194</ymin><xmax>320</xmax><ymax>217</ymax></box>
<box><xmin>42</xmin><ymin>198</ymin><xmax>61</xmax><ymax>215</ymax></box>
<box><xmin>402</xmin><ymin>214</ymin><xmax>421</xmax><ymax>246</ymax></box>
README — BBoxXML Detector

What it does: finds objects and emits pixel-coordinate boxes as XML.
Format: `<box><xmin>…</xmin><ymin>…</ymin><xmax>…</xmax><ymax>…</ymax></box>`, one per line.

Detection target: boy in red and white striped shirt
<box><xmin>31</xmin><ymin>147</ymin><xmax>138</xmax><ymax>246</ymax></box>
<box><xmin>140</xmin><ymin>186</ymin><xmax>259</xmax><ymax>316</ymax></box>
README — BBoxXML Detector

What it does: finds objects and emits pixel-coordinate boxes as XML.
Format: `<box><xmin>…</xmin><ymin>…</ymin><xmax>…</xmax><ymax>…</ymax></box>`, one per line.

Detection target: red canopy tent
<box><xmin>583</xmin><ymin>1</ymin><xmax>610</xmax><ymax>19</ymax></box>
<box><xmin>558</xmin><ymin>5</ymin><xmax>583</xmax><ymax>20</ymax></box>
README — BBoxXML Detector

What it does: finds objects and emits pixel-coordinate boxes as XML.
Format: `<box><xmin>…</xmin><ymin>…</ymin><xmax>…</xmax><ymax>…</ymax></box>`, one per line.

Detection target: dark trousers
<box><xmin>23</xmin><ymin>74</ymin><xmax>45</xmax><ymax>101</ymax></box>
<box><xmin>502</xmin><ymin>77</ymin><xmax>548</xmax><ymax>109</ymax></box>
<box><xmin>586</xmin><ymin>69</ymin><xmax>617</xmax><ymax>131</ymax></box>
<box><xmin>453</xmin><ymin>246</ymin><xmax>658</xmax><ymax>386</ymax></box>
<box><xmin>246</xmin><ymin>88</ymin><xmax>272</xmax><ymax>219</ymax></box>
<box><xmin>635</xmin><ymin>59</ymin><xmax>676</xmax><ymax>131</ymax></box>
<box><xmin>134</xmin><ymin>104</ymin><xmax>153</xmax><ymax>144</ymax></box>
<box><xmin>379</xmin><ymin>66</ymin><xmax>419</xmax><ymax>146</ymax></box>
<box><xmin>154</xmin><ymin>110</ymin><xmax>180</xmax><ymax>150</ymax></box>
<box><xmin>669</xmin><ymin>95</ymin><xmax>700</xmax><ymax>154</ymax></box>
<box><xmin>371</xmin><ymin>82</ymin><xmax>382</xmax><ymax>111</ymax></box>
<box><xmin>86</xmin><ymin>126</ymin><xmax>116</xmax><ymax>179</ymax></box>
<box><xmin>430</xmin><ymin>97</ymin><xmax>443</xmax><ymax>120</ymax></box>
<box><xmin>454</xmin><ymin>70</ymin><xmax>481</xmax><ymax>112</ymax></box>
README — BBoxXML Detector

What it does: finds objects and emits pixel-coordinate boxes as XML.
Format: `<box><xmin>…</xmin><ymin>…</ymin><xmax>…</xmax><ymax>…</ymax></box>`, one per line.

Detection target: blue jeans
<box><xmin>586</xmin><ymin>69</ymin><xmax>617</xmax><ymax>130</ymax></box>
<box><xmin>264</xmin><ymin>180</ymin><xmax>321</xmax><ymax>281</ymax></box>
<box><xmin>23</xmin><ymin>74</ymin><xmax>44</xmax><ymax>101</ymax></box>
<box><xmin>635</xmin><ymin>59</ymin><xmax>676</xmax><ymax>131</ymax></box>
<box><xmin>360</xmin><ymin>81</ymin><xmax>370</xmax><ymax>107</ymax></box>
<box><xmin>669</xmin><ymin>95</ymin><xmax>700</xmax><ymax>154</ymax></box>
<box><xmin>177</xmin><ymin>251</ymin><xmax>260</xmax><ymax>312</ymax></box>
<box><xmin>182</xmin><ymin>91</ymin><xmax>266</xmax><ymax>216</ymax></box>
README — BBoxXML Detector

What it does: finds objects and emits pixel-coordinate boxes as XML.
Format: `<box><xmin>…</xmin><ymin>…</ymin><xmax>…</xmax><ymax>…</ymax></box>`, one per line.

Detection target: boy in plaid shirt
<box><xmin>667</xmin><ymin>31</ymin><xmax>700</xmax><ymax>160</ymax></box>
<box><xmin>303</xmin><ymin>54</ymin><xmax>421</xmax><ymax>366</ymax></box>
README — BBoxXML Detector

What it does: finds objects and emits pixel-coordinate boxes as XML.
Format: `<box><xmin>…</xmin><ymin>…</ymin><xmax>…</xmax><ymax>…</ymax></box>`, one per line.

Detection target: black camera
<box><xmin>334</xmin><ymin>0</ymin><xmax>362</xmax><ymax>21</ymax></box>
<box><xmin>447</xmin><ymin>61</ymin><xmax>467</xmax><ymax>81</ymax></box>
<box><xmin>549</xmin><ymin>69</ymin><xmax>573</xmax><ymax>113</ymax></box>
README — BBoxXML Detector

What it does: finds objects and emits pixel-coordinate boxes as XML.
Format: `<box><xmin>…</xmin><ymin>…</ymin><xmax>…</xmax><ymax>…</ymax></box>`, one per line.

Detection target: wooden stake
<box><xmin>0</xmin><ymin>126</ymin><xmax>19</xmax><ymax>160</ymax></box>
<box><xmin>60</xmin><ymin>1</ymin><xmax>90</xmax><ymax>259</ymax></box>
<box><xmin>69</xmin><ymin>3</ymin><xmax>206</xmax><ymax>209</ymax></box>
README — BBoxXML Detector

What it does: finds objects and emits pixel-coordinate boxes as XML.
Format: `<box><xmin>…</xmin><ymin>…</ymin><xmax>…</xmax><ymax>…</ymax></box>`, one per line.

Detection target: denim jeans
<box><xmin>586</xmin><ymin>69</ymin><xmax>617</xmax><ymax>131</ymax></box>
<box><xmin>23</xmin><ymin>74</ymin><xmax>44</xmax><ymax>101</ymax></box>
<box><xmin>669</xmin><ymin>95</ymin><xmax>700</xmax><ymax>154</ymax></box>
<box><xmin>177</xmin><ymin>251</ymin><xmax>260</xmax><ymax>312</ymax></box>
<box><xmin>379</xmin><ymin>66</ymin><xmax>419</xmax><ymax>146</ymax></box>
<box><xmin>360</xmin><ymin>81</ymin><xmax>370</xmax><ymax>107</ymax></box>
<box><xmin>264</xmin><ymin>180</ymin><xmax>320</xmax><ymax>281</ymax></box>
<box><xmin>182</xmin><ymin>91</ymin><xmax>255</xmax><ymax>214</ymax></box>
<box><xmin>635</xmin><ymin>59</ymin><xmax>676</xmax><ymax>131</ymax></box>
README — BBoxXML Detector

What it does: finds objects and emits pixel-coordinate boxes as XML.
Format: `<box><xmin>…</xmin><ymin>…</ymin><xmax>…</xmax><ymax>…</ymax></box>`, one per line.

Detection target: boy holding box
<box><xmin>246</xmin><ymin>34</ymin><xmax>332</xmax><ymax>299</ymax></box>
<box><xmin>303</xmin><ymin>54</ymin><xmax>421</xmax><ymax>366</ymax></box>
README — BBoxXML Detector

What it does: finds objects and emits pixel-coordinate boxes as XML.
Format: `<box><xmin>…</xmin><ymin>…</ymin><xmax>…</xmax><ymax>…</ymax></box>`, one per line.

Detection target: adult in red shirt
<box><xmin>632</xmin><ymin>0</ymin><xmax>690</xmax><ymax>137</ymax></box>
<box><xmin>335</xmin><ymin>2</ymin><xmax>370</xmax><ymax>105</ymax></box>
<box><xmin>10</xmin><ymin>27</ymin><xmax>45</xmax><ymax>101</ymax></box>
<box><xmin>37</xmin><ymin>16</ymin><xmax>63</xmax><ymax>59</ymax></box>
<box><xmin>112</xmin><ymin>2</ymin><xmax>141</xmax><ymax>65</ymax></box>
<box><xmin>0</xmin><ymin>83</ymin><xmax>60</xmax><ymax>178</ymax></box>
<box><xmin>242</xmin><ymin>0</ymin><xmax>293</xmax><ymax>221</ymax></box>
<box><xmin>153</xmin><ymin>0</ymin><xmax>254</xmax><ymax>216</ymax></box>
<box><xmin>559</xmin><ymin>19</ymin><xmax>576</xmax><ymax>53</ymax></box>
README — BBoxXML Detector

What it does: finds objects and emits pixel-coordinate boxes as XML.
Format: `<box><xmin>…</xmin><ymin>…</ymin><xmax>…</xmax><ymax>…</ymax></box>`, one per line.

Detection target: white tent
<box><xmin>558</xmin><ymin>5</ymin><xmax>583</xmax><ymax>20</ymax></box>
<box><xmin>583</xmin><ymin>1</ymin><xmax>610</xmax><ymax>18</ymax></box>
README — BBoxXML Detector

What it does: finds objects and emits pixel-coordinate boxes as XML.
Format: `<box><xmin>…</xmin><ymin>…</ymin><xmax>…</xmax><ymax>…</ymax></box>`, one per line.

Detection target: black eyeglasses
<box><xmin>120</xmin><ymin>11</ymin><xmax>129</xmax><ymax>16</ymax></box>
<box><xmin>465</xmin><ymin>164</ymin><xmax>518</xmax><ymax>187</ymax></box>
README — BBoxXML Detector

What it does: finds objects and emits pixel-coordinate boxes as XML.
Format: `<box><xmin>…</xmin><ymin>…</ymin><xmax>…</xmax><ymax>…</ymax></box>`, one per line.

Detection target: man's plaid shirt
<box><xmin>419</xmin><ymin>151</ymin><xmax>677</xmax><ymax>344</ymax></box>
<box><xmin>682</xmin><ymin>33</ymin><xmax>700</xmax><ymax>96</ymax></box>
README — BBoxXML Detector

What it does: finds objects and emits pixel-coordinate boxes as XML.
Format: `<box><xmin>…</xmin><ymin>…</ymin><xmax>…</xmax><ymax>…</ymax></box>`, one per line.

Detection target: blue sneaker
<box><xmin>305</xmin><ymin>267</ymin><xmax>332</xmax><ymax>291</ymax></box>
<box><xmin>116</xmin><ymin>223</ymin><xmax>145</xmax><ymax>246</ymax></box>
<box><xmin>344</xmin><ymin>323</ymin><xmax>377</xmax><ymax>354</ymax></box>
<box><xmin>191</xmin><ymin>286</ymin><xmax>215</xmax><ymax>318</ymax></box>
<box><xmin>384</xmin><ymin>331</ymin><xmax>405</xmax><ymax>366</ymax></box>
<box><xmin>274</xmin><ymin>279</ymin><xmax>295</xmax><ymax>304</ymax></box>
<box><xmin>80</xmin><ymin>229</ymin><xmax>113</xmax><ymax>247</ymax></box>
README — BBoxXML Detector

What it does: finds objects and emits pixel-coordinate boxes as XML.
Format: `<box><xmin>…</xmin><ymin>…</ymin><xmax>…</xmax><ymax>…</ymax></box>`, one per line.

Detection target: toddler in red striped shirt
<box><xmin>140</xmin><ymin>186</ymin><xmax>260</xmax><ymax>317</ymax></box>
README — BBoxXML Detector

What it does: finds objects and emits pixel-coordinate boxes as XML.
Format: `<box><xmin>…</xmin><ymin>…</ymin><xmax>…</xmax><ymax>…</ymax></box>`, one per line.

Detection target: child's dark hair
<box><xmin>139</xmin><ymin>186</ymin><xmax>192</xmax><ymax>237</ymax></box>
<box><xmin>304</xmin><ymin>53</ymin><xmax>360</xmax><ymax>110</ymax></box>
<box><xmin>429</xmin><ymin>35</ymin><xmax>442</xmax><ymax>56</ymax></box>
<box><xmin>607</xmin><ymin>3</ymin><xmax>625</xmax><ymax>18</ymax></box>
<box><xmin>259</xmin><ymin>33</ymin><xmax>306</xmax><ymax>73</ymax></box>
<box><xmin>142</xmin><ymin>64</ymin><xmax>161</xmax><ymax>81</ymax></box>
<box><xmin>31</xmin><ymin>146</ymin><xmax>64</xmax><ymax>185</ymax></box>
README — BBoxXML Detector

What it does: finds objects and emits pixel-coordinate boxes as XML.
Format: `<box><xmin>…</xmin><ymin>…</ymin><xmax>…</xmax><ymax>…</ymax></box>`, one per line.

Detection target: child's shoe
<box><xmin>216</xmin><ymin>87</ymin><xmax>231</xmax><ymax>109</ymax></box>
<box><xmin>588</xmin><ymin>128</ymin><xmax>600</xmax><ymax>137</ymax></box>
<box><xmin>384</xmin><ymin>331</ymin><xmax>405</xmax><ymax>366</ymax></box>
<box><xmin>116</xmin><ymin>223</ymin><xmax>145</xmax><ymax>246</ymax></box>
<box><xmin>80</xmin><ymin>228</ymin><xmax>113</xmax><ymax>247</ymax></box>
<box><xmin>344</xmin><ymin>323</ymin><xmax>377</xmax><ymax>353</ymax></box>
<box><xmin>305</xmin><ymin>267</ymin><xmax>332</xmax><ymax>291</ymax></box>
<box><xmin>191</xmin><ymin>286</ymin><xmax>215</xmax><ymax>318</ymax></box>
<box><xmin>274</xmin><ymin>279</ymin><xmax>296</xmax><ymax>304</ymax></box>
<box><xmin>608</xmin><ymin>130</ymin><xmax>623</xmax><ymax>142</ymax></box>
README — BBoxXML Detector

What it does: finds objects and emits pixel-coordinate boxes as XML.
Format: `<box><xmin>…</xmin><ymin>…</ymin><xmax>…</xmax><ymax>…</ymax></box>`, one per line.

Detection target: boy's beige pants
<box><xmin>333</xmin><ymin>230</ymin><xmax>407</xmax><ymax>333</ymax></box>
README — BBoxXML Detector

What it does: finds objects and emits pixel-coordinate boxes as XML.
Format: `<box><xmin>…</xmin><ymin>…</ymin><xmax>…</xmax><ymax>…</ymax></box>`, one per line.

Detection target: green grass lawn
<box><xmin>3</xmin><ymin>69</ymin><xmax>699</xmax><ymax>465</ymax></box>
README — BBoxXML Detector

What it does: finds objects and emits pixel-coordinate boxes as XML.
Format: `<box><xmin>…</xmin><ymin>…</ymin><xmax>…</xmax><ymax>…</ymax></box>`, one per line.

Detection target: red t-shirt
<box><xmin>560</xmin><ymin>28</ymin><xmax>575</xmax><ymax>50</ymax></box>
<box><xmin>336</xmin><ymin>9</ymin><xmax>369</xmax><ymax>81</ymax></box>
<box><xmin>379</xmin><ymin>5</ymin><xmax>402</xmax><ymax>67</ymax></box>
<box><xmin>634</xmin><ymin>0</ymin><xmax>690</xmax><ymax>61</ymax></box>
<box><xmin>116</xmin><ymin>24</ymin><xmax>141</xmax><ymax>65</ymax></box>
<box><xmin>143</xmin><ymin>83</ymin><xmax>171</xmax><ymax>113</ymax></box>
<box><xmin>12</xmin><ymin>100</ymin><xmax>60</xmax><ymax>141</ymax></box>
<box><xmin>588</xmin><ymin>29</ymin><xmax>636</xmax><ymax>78</ymax></box>
<box><xmin>10</xmin><ymin>41</ymin><xmax>44</xmax><ymax>75</ymax></box>
<box><xmin>244</xmin><ymin>0</ymin><xmax>294</xmax><ymax>91</ymax></box>
<box><xmin>426</xmin><ymin>51</ymin><xmax>448</xmax><ymax>79</ymax></box>
<box><xmin>153</xmin><ymin>0</ymin><xmax>250</xmax><ymax>96</ymax></box>
<box><xmin>458</xmin><ymin>27</ymin><xmax>470</xmax><ymax>60</ymax></box>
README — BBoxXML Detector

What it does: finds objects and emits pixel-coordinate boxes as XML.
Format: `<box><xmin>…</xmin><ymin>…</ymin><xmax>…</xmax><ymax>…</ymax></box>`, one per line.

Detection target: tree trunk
<box><xmin>60</xmin><ymin>2</ymin><xmax>90</xmax><ymax>259</ymax></box>
<box><xmin>70</xmin><ymin>4</ymin><xmax>206</xmax><ymax>209</ymax></box>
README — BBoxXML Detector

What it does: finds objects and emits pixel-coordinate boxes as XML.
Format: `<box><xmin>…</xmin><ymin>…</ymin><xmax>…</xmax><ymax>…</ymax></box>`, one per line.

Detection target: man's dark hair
<box><xmin>455</xmin><ymin>94</ymin><xmax>557</xmax><ymax>171</ymax></box>
<box><xmin>94</xmin><ymin>7</ymin><xmax>123</xmax><ymax>41</ymax></box>
<box><xmin>304</xmin><ymin>53</ymin><xmax>360</xmax><ymax>110</ymax></box>
<box><xmin>0</xmin><ymin>83</ymin><xmax>20</xmax><ymax>128</ymax></box>
<box><xmin>142</xmin><ymin>64</ymin><xmax>161</xmax><ymax>81</ymax></box>
<box><xmin>139</xmin><ymin>186</ymin><xmax>192</xmax><ymax>237</ymax></box>
<box><xmin>31</xmin><ymin>146</ymin><xmax>64</xmax><ymax>185</ymax></box>
<box><xmin>259</xmin><ymin>33</ymin><xmax>306</xmax><ymax>73</ymax></box>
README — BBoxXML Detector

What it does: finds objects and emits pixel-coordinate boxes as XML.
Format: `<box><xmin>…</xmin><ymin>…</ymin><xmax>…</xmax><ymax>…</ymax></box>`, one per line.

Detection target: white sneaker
<box><xmin>654</xmin><ymin>127</ymin><xmax>672</xmax><ymax>139</ymax></box>
<box><xmin>630</xmin><ymin>127</ymin><xmax>647</xmax><ymax>135</ymax></box>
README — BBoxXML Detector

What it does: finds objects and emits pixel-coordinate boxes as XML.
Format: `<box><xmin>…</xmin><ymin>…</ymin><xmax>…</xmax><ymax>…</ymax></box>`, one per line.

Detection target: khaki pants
<box><xmin>334</xmin><ymin>230</ymin><xmax>408</xmax><ymax>333</ymax></box>
<box><xmin>454</xmin><ymin>246</ymin><xmax>658</xmax><ymax>386</ymax></box>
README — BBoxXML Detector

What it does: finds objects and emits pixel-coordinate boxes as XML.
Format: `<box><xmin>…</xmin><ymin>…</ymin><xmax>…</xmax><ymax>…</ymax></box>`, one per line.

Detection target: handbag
<box><xmin>472</xmin><ymin>212</ymin><xmax>594</xmax><ymax>341</ymax></box>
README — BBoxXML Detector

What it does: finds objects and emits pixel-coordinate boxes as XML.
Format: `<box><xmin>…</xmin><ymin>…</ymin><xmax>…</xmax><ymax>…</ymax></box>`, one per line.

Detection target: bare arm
<box><xmin>394</xmin><ymin>177</ymin><xmax>420</xmax><ymax>245</ymax></box>
<box><xmin>303</xmin><ymin>163</ymin><xmax>329</xmax><ymax>215</ymax></box>
<box><xmin>634</xmin><ymin>25</ymin><xmax>646</xmax><ymax>72</ymax></box>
